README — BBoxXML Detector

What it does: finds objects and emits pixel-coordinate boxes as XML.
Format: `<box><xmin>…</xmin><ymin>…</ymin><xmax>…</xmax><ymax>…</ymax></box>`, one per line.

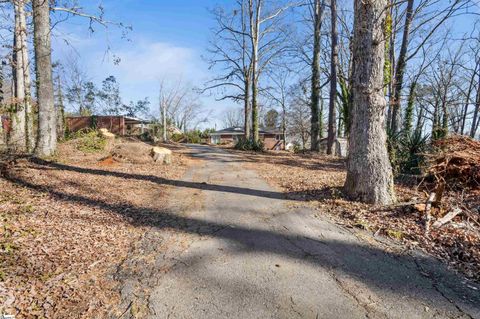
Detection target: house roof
<box><xmin>66</xmin><ymin>115</ymin><xmax>151</xmax><ymax>124</ymax></box>
<box><xmin>209</xmin><ymin>126</ymin><xmax>283</xmax><ymax>136</ymax></box>
<box><xmin>123</xmin><ymin>116</ymin><xmax>150</xmax><ymax>124</ymax></box>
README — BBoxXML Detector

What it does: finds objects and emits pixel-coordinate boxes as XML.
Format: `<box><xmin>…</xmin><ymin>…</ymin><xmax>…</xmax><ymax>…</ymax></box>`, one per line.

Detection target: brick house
<box><xmin>209</xmin><ymin>126</ymin><xmax>285</xmax><ymax>150</ymax></box>
<box><xmin>66</xmin><ymin>115</ymin><xmax>150</xmax><ymax>136</ymax></box>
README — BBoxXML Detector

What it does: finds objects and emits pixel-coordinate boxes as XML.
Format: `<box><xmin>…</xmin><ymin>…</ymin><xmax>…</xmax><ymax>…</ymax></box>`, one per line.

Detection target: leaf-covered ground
<box><xmin>228</xmin><ymin>149</ymin><xmax>480</xmax><ymax>283</ymax></box>
<box><xmin>0</xmin><ymin>139</ymin><xmax>189</xmax><ymax>318</ymax></box>
<box><xmin>1</xmin><ymin>140</ymin><xmax>478</xmax><ymax>318</ymax></box>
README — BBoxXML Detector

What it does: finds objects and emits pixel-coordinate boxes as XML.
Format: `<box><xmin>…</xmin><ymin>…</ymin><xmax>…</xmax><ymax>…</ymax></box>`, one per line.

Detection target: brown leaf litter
<box><xmin>227</xmin><ymin>144</ymin><xmax>480</xmax><ymax>283</ymax></box>
<box><xmin>0</xmin><ymin>138</ymin><xmax>189</xmax><ymax>318</ymax></box>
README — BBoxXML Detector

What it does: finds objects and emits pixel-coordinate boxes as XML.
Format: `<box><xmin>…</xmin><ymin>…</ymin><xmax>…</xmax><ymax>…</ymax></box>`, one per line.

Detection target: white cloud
<box><xmin>83</xmin><ymin>39</ymin><xmax>206</xmax><ymax>102</ymax></box>
<box><xmin>54</xmin><ymin>33</ymin><xmax>231</xmax><ymax>127</ymax></box>
<box><xmin>104</xmin><ymin>41</ymin><xmax>204</xmax><ymax>84</ymax></box>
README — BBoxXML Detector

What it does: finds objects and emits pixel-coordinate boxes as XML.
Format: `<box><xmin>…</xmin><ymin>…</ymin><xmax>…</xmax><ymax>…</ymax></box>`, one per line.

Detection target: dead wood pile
<box><xmin>426</xmin><ymin>135</ymin><xmax>480</xmax><ymax>190</ymax></box>
<box><xmin>418</xmin><ymin>135</ymin><xmax>479</xmax><ymax>233</ymax></box>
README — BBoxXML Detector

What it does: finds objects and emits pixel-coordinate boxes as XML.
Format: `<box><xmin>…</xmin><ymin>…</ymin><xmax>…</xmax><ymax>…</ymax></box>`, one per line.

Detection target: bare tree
<box><xmin>265</xmin><ymin>68</ymin><xmax>289</xmax><ymax>143</ymax></box>
<box><xmin>62</xmin><ymin>57</ymin><xmax>99</xmax><ymax>115</ymax></box>
<box><xmin>205</xmin><ymin>1</ymin><xmax>253</xmax><ymax>139</ymax></box>
<box><xmin>55</xmin><ymin>75</ymin><xmax>65</xmax><ymax>140</ymax></box>
<box><xmin>460</xmin><ymin>56</ymin><xmax>478</xmax><ymax>135</ymax></box>
<box><xmin>247</xmin><ymin>0</ymin><xmax>291</xmax><ymax>143</ymax></box>
<box><xmin>326</xmin><ymin>0</ymin><xmax>338</xmax><ymax>155</ymax></box>
<box><xmin>336</xmin><ymin>3</ymin><xmax>353</xmax><ymax>138</ymax></box>
<box><xmin>389</xmin><ymin>0</ymin><xmax>471</xmax><ymax>135</ymax></box>
<box><xmin>9</xmin><ymin>0</ymin><xmax>31</xmax><ymax>152</ymax></box>
<box><xmin>33</xmin><ymin>0</ymin><xmax>56</xmax><ymax>156</ymax></box>
<box><xmin>344</xmin><ymin>0</ymin><xmax>395</xmax><ymax>205</ymax></box>
<box><xmin>390</xmin><ymin>0</ymin><xmax>414</xmax><ymax>135</ymax></box>
<box><xmin>159</xmin><ymin>78</ymin><xmax>206</xmax><ymax>138</ymax></box>
<box><xmin>288</xmin><ymin>80</ymin><xmax>311</xmax><ymax>150</ymax></box>
<box><xmin>222</xmin><ymin>107</ymin><xmax>244</xmax><ymax>128</ymax></box>
<box><xmin>470</xmin><ymin>65</ymin><xmax>480</xmax><ymax>138</ymax></box>
<box><xmin>206</xmin><ymin>0</ymin><xmax>290</xmax><ymax>144</ymax></box>
<box><xmin>310</xmin><ymin>0</ymin><xmax>325</xmax><ymax>151</ymax></box>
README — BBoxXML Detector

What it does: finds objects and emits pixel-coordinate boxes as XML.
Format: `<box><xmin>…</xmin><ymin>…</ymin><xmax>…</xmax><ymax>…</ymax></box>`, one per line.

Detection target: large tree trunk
<box><xmin>414</xmin><ymin>106</ymin><xmax>424</xmax><ymax>136</ymax></box>
<box><xmin>403</xmin><ymin>81</ymin><xmax>416</xmax><ymax>136</ymax></box>
<box><xmin>18</xmin><ymin>0</ymin><xmax>35</xmax><ymax>152</ymax></box>
<box><xmin>161</xmin><ymin>97</ymin><xmax>168</xmax><ymax>142</ymax></box>
<box><xmin>471</xmin><ymin>73</ymin><xmax>480</xmax><ymax>138</ymax></box>
<box><xmin>431</xmin><ymin>99</ymin><xmax>440</xmax><ymax>139</ymax></box>
<box><xmin>344</xmin><ymin>0</ymin><xmax>395</xmax><ymax>205</ymax></box>
<box><xmin>310</xmin><ymin>0</ymin><xmax>323</xmax><ymax>152</ymax></box>
<box><xmin>390</xmin><ymin>0</ymin><xmax>414</xmax><ymax>135</ymax></box>
<box><xmin>56</xmin><ymin>76</ymin><xmax>65</xmax><ymax>140</ymax></box>
<box><xmin>244</xmin><ymin>77</ymin><xmax>251</xmax><ymax>139</ymax></box>
<box><xmin>0</xmin><ymin>60</ymin><xmax>4</xmax><ymax>106</ymax></box>
<box><xmin>460</xmin><ymin>63</ymin><xmax>477</xmax><ymax>135</ymax></box>
<box><xmin>440</xmin><ymin>87</ymin><xmax>449</xmax><ymax>138</ymax></box>
<box><xmin>327</xmin><ymin>0</ymin><xmax>338</xmax><ymax>155</ymax></box>
<box><xmin>281</xmin><ymin>102</ymin><xmax>286</xmax><ymax>145</ymax></box>
<box><xmin>251</xmin><ymin>77</ymin><xmax>259</xmax><ymax>143</ymax></box>
<box><xmin>33</xmin><ymin>0</ymin><xmax>57</xmax><ymax>156</ymax></box>
<box><xmin>385</xmin><ymin>1</ymin><xmax>395</xmax><ymax>130</ymax></box>
<box><xmin>249</xmin><ymin>1</ymin><xmax>261</xmax><ymax>143</ymax></box>
<box><xmin>10</xmin><ymin>1</ymin><xmax>27</xmax><ymax>152</ymax></box>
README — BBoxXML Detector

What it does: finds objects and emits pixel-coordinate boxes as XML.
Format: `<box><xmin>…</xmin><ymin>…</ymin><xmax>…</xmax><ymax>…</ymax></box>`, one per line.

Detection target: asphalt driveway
<box><xmin>117</xmin><ymin>144</ymin><xmax>480</xmax><ymax>319</ymax></box>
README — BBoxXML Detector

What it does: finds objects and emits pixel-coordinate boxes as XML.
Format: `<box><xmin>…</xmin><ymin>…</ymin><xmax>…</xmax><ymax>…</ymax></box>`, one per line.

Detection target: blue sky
<box><xmin>51</xmin><ymin>1</ymin><xmax>478</xmax><ymax>129</ymax></box>
<box><xmin>52</xmin><ymin>0</ymin><xmax>232</xmax><ymax>128</ymax></box>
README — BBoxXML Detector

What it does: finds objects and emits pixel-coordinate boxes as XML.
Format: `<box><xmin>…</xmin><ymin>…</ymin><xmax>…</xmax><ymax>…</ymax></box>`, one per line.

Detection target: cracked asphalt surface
<box><xmin>118</xmin><ymin>144</ymin><xmax>480</xmax><ymax>319</ymax></box>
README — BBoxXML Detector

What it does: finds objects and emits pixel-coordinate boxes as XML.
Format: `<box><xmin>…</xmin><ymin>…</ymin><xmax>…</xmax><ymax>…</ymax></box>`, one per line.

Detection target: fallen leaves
<box><xmin>231</xmin><ymin>148</ymin><xmax>480</xmax><ymax>282</ymax></box>
<box><xmin>0</xmin><ymin>138</ymin><xmax>189</xmax><ymax>318</ymax></box>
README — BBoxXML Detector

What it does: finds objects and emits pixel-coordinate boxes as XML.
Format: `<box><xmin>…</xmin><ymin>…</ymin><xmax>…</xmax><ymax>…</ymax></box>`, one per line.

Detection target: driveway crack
<box><xmin>410</xmin><ymin>256</ymin><xmax>474</xmax><ymax>319</ymax></box>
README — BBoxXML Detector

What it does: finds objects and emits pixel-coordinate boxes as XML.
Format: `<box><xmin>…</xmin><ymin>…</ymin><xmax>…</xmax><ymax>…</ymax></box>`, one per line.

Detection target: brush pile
<box><xmin>418</xmin><ymin>135</ymin><xmax>479</xmax><ymax>234</ymax></box>
<box><xmin>426</xmin><ymin>135</ymin><xmax>480</xmax><ymax>190</ymax></box>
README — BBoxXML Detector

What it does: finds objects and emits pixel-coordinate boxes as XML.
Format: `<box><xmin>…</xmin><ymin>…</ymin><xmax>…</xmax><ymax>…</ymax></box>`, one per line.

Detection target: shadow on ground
<box><xmin>2</xmin><ymin>157</ymin><xmax>480</xmax><ymax>317</ymax></box>
<box><xmin>184</xmin><ymin>146</ymin><xmax>346</xmax><ymax>172</ymax></box>
<box><xmin>27</xmin><ymin>157</ymin><xmax>347</xmax><ymax>202</ymax></box>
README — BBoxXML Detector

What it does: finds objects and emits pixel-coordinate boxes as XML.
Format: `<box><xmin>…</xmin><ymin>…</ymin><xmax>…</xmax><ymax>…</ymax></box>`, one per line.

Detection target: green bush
<box><xmin>184</xmin><ymin>130</ymin><xmax>202</xmax><ymax>144</ymax></box>
<box><xmin>139</xmin><ymin>131</ymin><xmax>155</xmax><ymax>142</ymax></box>
<box><xmin>387</xmin><ymin>128</ymin><xmax>402</xmax><ymax>174</ymax></box>
<box><xmin>170</xmin><ymin>133</ymin><xmax>185</xmax><ymax>143</ymax></box>
<box><xmin>200</xmin><ymin>128</ymin><xmax>215</xmax><ymax>139</ymax></box>
<box><xmin>169</xmin><ymin>129</ymin><xmax>215</xmax><ymax>144</ymax></box>
<box><xmin>388</xmin><ymin>129</ymin><xmax>429</xmax><ymax>175</ymax></box>
<box><xmin>292</xmin><ymin>142</ymin><xmax>303</xmax><ymax>154</ymax></box>
<box><xmin>234</xmin><ymin>137</ymin><xmax>264</xmax><ymax>152</ymax></box>
<box><xmin>398</xmin><ymin>131</ymin><xmax>429</xmax><ymax>174</ymax></box>
<box><xmin>67</xmin><ymin>129</ymin><xmax>106</xmax><ymax>153</ymax></box>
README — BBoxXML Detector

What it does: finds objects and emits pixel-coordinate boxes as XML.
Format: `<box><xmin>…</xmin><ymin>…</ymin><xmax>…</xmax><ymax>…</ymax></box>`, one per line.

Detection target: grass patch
<box><xmin>68</xmin><ymin>129</ymin><xmax>107</xmax><ymax>153</ymax></box>
<box><xmin>353</xmin><ymin>219</ymin><xmax>371</xmax><ymax>232</ymax></box>
<box><xmin>386</xmin><ymin>229</ymin><xmax>405</xmax><ymax>241</ymax></box>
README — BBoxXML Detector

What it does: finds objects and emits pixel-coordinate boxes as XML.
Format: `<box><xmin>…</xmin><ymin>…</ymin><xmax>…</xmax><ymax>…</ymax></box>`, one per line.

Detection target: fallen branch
<box><xmin>369</xmin><ymin>198</ymin><xmax>423</xmax><ymax>212</ymax></box>
<box><xmin>424</xmin><ymin>192</ymin><xmax>436</xmax><ymax>236</ymax></box>
<box><xmin>432</xmin><ymin>207</ymin><xmax>462</xmax><ymax>228</ymax></box>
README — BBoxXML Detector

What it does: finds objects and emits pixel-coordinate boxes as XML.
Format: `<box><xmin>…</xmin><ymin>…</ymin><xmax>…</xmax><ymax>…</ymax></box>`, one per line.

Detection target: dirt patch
<box><xmin>0</xmin><ymin>139</ymin><xmax>190</xmax><ymax>318</ymax></box>
<box><xmin>226</xmin><ymin>148</ymin><xmax>480</xmax><ymax>283</ymax></box>
<box><xmin>98</xmin><ymin>155</ymin><xmax>117</xmax><ymax>167</ymax></box>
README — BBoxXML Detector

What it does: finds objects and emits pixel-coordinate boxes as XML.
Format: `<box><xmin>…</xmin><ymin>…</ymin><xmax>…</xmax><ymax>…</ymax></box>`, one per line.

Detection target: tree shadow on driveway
<box><xmin>29</xmin><ymin>158</ymin><xmax>304</xmax><ymax>201</ymax></box>
<box><xmin>184</xmin><ymin>145</ymin><xmax>347</xmax><ymax>172</ymax></box>
<box><xmin>3</xmin><ymin>164</ymin><xmax>480</xmax><ymax>318</ymax></box>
